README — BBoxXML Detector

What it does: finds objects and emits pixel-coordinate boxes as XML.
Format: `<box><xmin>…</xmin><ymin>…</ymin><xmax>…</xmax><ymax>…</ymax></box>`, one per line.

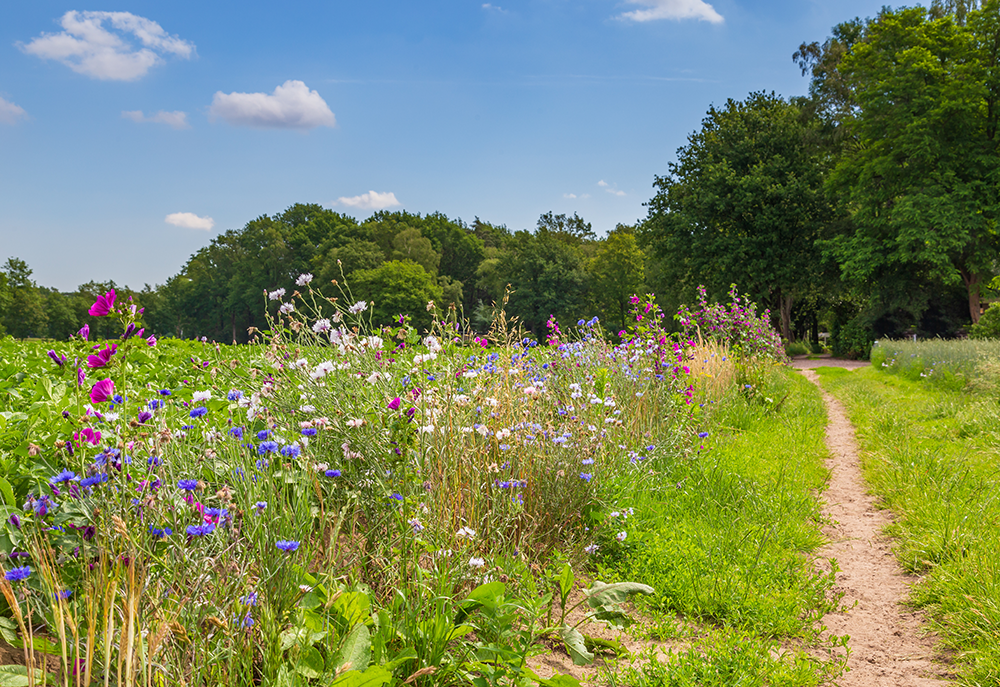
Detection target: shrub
<box><xmin>969</xmin><ymin>303</ymin><xmax>1000</xmax><ymax>340</ymax></box>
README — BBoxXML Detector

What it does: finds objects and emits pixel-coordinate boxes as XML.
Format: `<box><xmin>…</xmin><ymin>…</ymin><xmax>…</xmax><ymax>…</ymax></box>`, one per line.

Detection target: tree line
<box><xmin>3</xmin><ymin>1</ymin><xmax>999</xmax><ymax>355</ymax></box>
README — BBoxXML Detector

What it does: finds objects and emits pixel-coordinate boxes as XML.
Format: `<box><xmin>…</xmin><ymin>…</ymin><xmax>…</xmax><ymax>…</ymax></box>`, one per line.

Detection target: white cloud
<box><xmin>165</xmin><ymin>212</ymin><xmax>214</xmax><ymax>230</ymax></box>
<box><xmin>0</xmin><ymin>96</ymin><xmax>27</xmax><ymax>125</ymax></box>
<box><xmin>597</xmin><ymin>180</ymin><xmax>609</xmax><ymax>187</ymax></box>
<box><xmin>482</xmin><ymin>3</ymin><xmax>507</xmax><ymax>11</ymax></box>
<box><xmin>19</xmin><ymin>11</ymin><xmax>194</xmax><ymax>81</ymax></box>
<box><xmin>619</xmin><ymin>0</ymin><xmax>723</xmax><ymax>23</ymax></box>
<box><xmin>123</xmin><ymin>110</ymin><xmax>189</xmax><ymax>129</ymax></box>
<box><xmin>608</xmin><ymin>189</ymin><xmax>627</xmax><ymax>196</ymax></box>
<box><xmin>597</xmin><ymin>180</ymin><xmax>626</xmax><ymax>196</ymax></box>
<box><xmin>336</xmin><ymin>191</ymin><xmax>401</xmax><ymax>210</ymax></box>
<box><xmin>209</xmin><ymin>80</ymin><xmax>336</xmax><ymax>130</ymax></box>
<box><xmin>564</xmin><ymin>193</ymin><xmax>577</xmax><ymax>199</ymax></box>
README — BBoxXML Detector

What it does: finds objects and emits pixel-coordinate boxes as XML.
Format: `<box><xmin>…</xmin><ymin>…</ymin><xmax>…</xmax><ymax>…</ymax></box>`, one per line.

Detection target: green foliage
<box><xmin>349</xmin><ymin>260</ymin><xmax>443</xmax><ymax>330</ymax></box>
<box><xmin>969</xmin><ymin>302</ymin><xmax>1000</xmax><ymax>339</ymax></box>
<box><xmin>590</xmin><ymin>229</ymin><xmax>645</xmax><ymax>334</ymax></box>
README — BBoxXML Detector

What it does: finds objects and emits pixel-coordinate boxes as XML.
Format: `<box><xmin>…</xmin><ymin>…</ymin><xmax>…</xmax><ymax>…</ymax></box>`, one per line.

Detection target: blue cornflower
<box><xmin>186</xmin><ymin>523</ymin><xmax>215</xmax><ymax>537</ymax></box>
<box><xmin>147</xmin><ymin>455</ymin><xmax>162</xmax><ymax>467</ymax></box>
<box><xmin>258</xmin><ymin>441</ymin><xmax>278</xmax><ymax>454</ymax></box>
<box><xmin>204</xmin><ymin>507</ymin><xmax>228</xmax><ymax>521</ymax></box>
<box><xmin>177</xmin><ymin>479</ymin><xmax>198</xmax><ymax>491</ymax></box>
<box><xmin>189</xmin><ymin>407</ymin><xmax>208</xmax><ymax>419</ymax></box>
<box><xmin>280</xmin><ymin>445</ymin><xmax>301</xmax><ymax>458</ymax></box>
<box><xmin>149</xmin><ymin>525</ymin><xmax>172</xmax><ymax>539</ymax></box>
<box><xmin>581</xmin><ymin>458</ymin><xmax>594</xmax><ymax>465</ymax></box>
<box><xmin>275</xmin><ymin>540</ymin><xmax>300</xmax><ymax>552</ymax></box>
<box><xmin>697</xmin><ymin>432</ymin><xmax>709</xmax><ymax>439</ymax></box>
<box><xmin>58</xmin><ymin>589</ymin><xmax>72</xmax><ymax>599</ymax></box>
<box><xmin>300</xmin><ymin>428</ymin><xmax>317</xmax><ymax>437</ymax></box>
<box><xmin>389</xmin><ymin>493</ymin><xmax>403</xmax><ymax>501</ymax></box>
<box><xmin>257</xmin><ymin>430</ymin><xmax>270</xmax><ymax>441</ymax></box>
<box><xmin>227</xmin><ymin>390</ymin><xmax>243</xmax><ymax>401</ymax></box>
<box><xmin>579</xmin><ymin>473</ymin><xmax>593</xmax><ymax>482</ymax></box>
<box><xmin>80</xmin><ymin>473</ymin><xmax>108</xmax><ymax>488</ymax></box>
<box><xmin>148</xmin><ymin>399</ymin><xmax>163</xmax><ymax>410</ymax></box>
<box><xmin>112</xmin><ymin>394</ymin><xmax>124</xmax><ymax>405</ymax></box>
<box><xmin>159</xmin><ymin>389</ymin><xmax>171</xmax><ymax>396</ymax></box>
<box><xmin>254</xmin><ymin>501</ymin><xmax>267</xmax><ymax>512</ymax></box>
<box><xmin>229</xmin><ymin>426</ymin><xmax>244</xmax><ymax>440</ymax></box>
<box><xmin>324</xmin><ymin>469</ymin><xmax>341</xmax><ymax>478</ymax></box>
<box><xmin>256</xmin><ymin>458</ymin><xmax>269</xmax><ymax>469</ymax></box>
<box><xmin>240</xmin><ymin>591</ymin><xmax>258</xmax><ymax>606</ymax></box>
<box><xmin>49</xmin><ymin>469</ymin><xmax>78</xmax><ymax>485</ymax></box>
<box><xmin>577</xmin><ymin>319</ymin><xmax>585</xmax><ymax>326</ymax></box>
<box><xmin>5</xmin><ymin>566</ymin><xmax>31</xmax><ymax>582</ymax></box>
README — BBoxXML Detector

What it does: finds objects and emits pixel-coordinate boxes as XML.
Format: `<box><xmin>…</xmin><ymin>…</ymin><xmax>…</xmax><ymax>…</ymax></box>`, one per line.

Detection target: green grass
<box><xmin>598</xmin><ymin>367</ymin><xmax>847</xmax><ymax>684</ymax></box>
<box><xmin>870</xmin><ymin>338</ymin><xmax>1000</xmax><ymax>391</ymax></box>
<box><xmin>816</xmin><ymin>365</ymin><xmax>1000</xmax><ymax>684</ymax></box>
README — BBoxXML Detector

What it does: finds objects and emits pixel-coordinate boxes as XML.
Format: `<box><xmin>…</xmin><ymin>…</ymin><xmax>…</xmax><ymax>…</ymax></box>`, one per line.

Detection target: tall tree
<box><xmin>640</xmin><ymin>92</ymin><xmax>833</xmax><ymax>340</ymax></box>
<box><xmin>828</xmin><ymin>3</ymin><xmax>1000</xmax><ymax>323</ymax></box>
<box><xmin>590</xmin><ymin>227</ymin><xmax>646</xmax><ymax>334</ymax></box>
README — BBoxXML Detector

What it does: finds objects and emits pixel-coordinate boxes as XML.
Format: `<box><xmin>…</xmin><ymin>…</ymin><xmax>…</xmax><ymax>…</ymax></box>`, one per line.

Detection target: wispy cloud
<box><xmin>482</xmin><ymin>3</ymin><xmax>507</xmax><ymax>12</ymax></box>
<box><xmin>209</xmin><ymin>80</ymin><xmax>335</xmax><ymax>130</ymax></box>
<box><xmin>19</xmin><ymin>11</ymin><xmax>194</xmax><ymax>81</ymax></box>
<box><xmin>618</xmin><ymin>0</ymin><xmax>723</xmax><ymax>24</ymax></box>
<box><xmin>0</xmin><ymin>96</ymin><xmax>27</xmax><ymax>125</ymax></box>
<box><xmin>123</xmin><ymin>110</ymin><xmax>189</xmax><ymax>129</ymax></box>
<box><xmin>165</xmin><ymin>212</ymin><xmax>214</xmax><ymax>230</ymax></box>
<box><xmin>598</xmin><ymin>180</ymin><xmax>626</xmax><ymax>196</ymax></box>
<box><xmin>336</xmin><ymin>191</ymin><xmax>401</xmax><ymax>210</ymax></box>
<box><xmin>563</xmin><ymin>193</ymin><xmax>591</xmax><ymax>199</ymax></box>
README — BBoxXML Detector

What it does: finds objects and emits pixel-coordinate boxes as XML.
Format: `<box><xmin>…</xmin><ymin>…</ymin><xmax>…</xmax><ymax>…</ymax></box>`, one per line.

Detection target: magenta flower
<box><xmin>146</xmin><ymin>335</ymin><xmax>157</xmax><ymax>347</ymax></box>
<box><xmin>86</xmin><ymin>344</ymin><xmax>117</xmax><ymax>369</ymax></box>
<box><xmin>78</xmin><ymin>324</ymin><xmax>90</xmax><ymax>341</ymax></box>
<box><xmin>387</xmin><ymin>397</ymin><xmax>401</xmax><ymax>411</ymax></box>
<box><xmin>76</xmin><ymin>428</ymin><xmax>101</xmax><ymax>446</ymax></box>
<box><xmin>77</xmin><ymin>368</ymin><xmax>86</xmax><ymax>387</ymax></box>
<box><xmin>88</xmin><ymin>290</ymin><xmax>116</xmax><ymax>317</ymax></box>
<box><xmin>90</xmin><ymin>379</ymin><xmax>115</xmax><ymax>404</ymax></box>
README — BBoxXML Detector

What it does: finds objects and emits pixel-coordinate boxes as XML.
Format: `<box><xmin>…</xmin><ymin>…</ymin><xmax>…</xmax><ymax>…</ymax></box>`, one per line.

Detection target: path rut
<box><xmin>795</xmin><ymin>363</ymin><xmax>950</xmax><ymax>686</ymax></box>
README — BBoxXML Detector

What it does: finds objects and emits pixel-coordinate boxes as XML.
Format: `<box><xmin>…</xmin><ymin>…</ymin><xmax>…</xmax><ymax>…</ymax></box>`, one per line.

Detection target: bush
<box><xmin>831</xmin><ymin>316</ymin><xmax>873</xmax><ymax>359</ymax></box>
<box><xmin>969</xmin><ymin>303</ymin><xmax>1000</xmax><ymax>340</ymax></box>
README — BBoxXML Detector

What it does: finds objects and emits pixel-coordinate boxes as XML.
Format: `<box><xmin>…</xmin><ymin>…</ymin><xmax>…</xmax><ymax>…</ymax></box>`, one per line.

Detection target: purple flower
<box><xmin>276</xmin><ymin>540</ymin><xmax>300</xmax><ymax>552</ymax></box>
<box><xmin>88</xmin><ymin>289</ymin><xmax>116</xmax><ymax>317</ymax></box>
<box><xmin>189</xmin><ymin>407</ymin><xmax>208</xmax><ymax>419</ymax></box>
<box><xmin>123</xmin><ymin>323</ymin><xmax>137</xmax><ymax>339</ymax></box>
<box><xmin>258</xmin><ymin>441</ymin><xmax>278</xmax><ymax>454</ymax></box>
<box><xmin>579</xmin><ymin>473</ymin><xmax>593</xmax><ymax>482</ymax></box>
<box><xmin>186</xmin><ymin>523</ymin><xmax>215</xmax><ymax>537</ymax></box>
<box><xmin>90</xmin><ymin>379</ymin><xmax>115</xmax><ymax>404</ymax></box>
<box><xmin>9</xmin><ymin>514</ymin><xmax>20</xmax><ymax>530</ymax></box>
<box><xmin>697</xmin><ymin>432</ymin><xmax>708</xmax><ymax>439</ymax></box>
<box><xmin>280</xmin><ymin>445</ymin><xmax>301</xmax><ymax>458</ymax></box>
<box><xmin>301</xmin><ymin>428</ymin><xmax>317</xmax><ymax>437</ymax></box>
<box><xmin>78</xmin><ymin>324</ymin><xmax>90</xmax><ymax>341</ymax></box>
<box><xmin>254</xmin><ymin>501</ymin><xmax>267</xmax><ymax>512</ymax></box>
<box><xmin>77</xmin><ymin>368</ymin><xmax>86</xmax><ymax>387</ymax></box>
<box><xmin>387</xmin><ymin>397</ymin><xmax>401</xmax><ymax>411</ymax></box>
<box><xmin>5</xmin><ymin>566</ymin><xmax>31</xmax><ymax>582</ymax></box>
<box><xmin>137</xmin><ymin>411</ymin><xmax>153</xmax><ymax>424</ymax></box>
<box><xmin>177</xmin><ymin>479</ymin><xmax>198</xmax><ymax>491</ymax></box>
<box><xmin>325</xmin><ymin>469</ymin><xmax>341</xmax><ymax>478</ymax></box>
<box><xmin>47</xmin><ymin>350</ymin><xmax>66</xmax><ymax>367</ymax></box>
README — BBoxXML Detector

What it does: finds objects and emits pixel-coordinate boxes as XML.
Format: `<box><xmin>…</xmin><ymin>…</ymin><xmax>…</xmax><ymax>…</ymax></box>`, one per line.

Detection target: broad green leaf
<box><xmin>584</xmin><ymin>581</ymin><xmax>654</xmax><ymax>608</ymax></box>
<box><xmin>332</xmin><ymin>623</ymin><xmax>371</xmax><ymax>673</ymax></box>
<box><xmin>0</xmin><ymin>478</ymin><xmax>14</xmax><ymax>508</ymax></box>
<box><xmin>557</xmin><ymin>563</ymin><xmax>574</xmax><ymax>603</ymax></box>
<box><xmin>557</xmin><ymin>627</ymin><xmax>593</xmax><ymax>666</ymax></box>
<box><xmin>295</xmin><ymin>645</ymin><xmax>325</xmax><ymax>679</ymax></box>
<box><xmin>526</xmin><ymin>668</ymin><xmax>583</xmax><ymax>687</ymax></box>
<box><xmin>329</xmin><ymin>665</ymin><xmax>392</xmax><ymax>687</ymax></box>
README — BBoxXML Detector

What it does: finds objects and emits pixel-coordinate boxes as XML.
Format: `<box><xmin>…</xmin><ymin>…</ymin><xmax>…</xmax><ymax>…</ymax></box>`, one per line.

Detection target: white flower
<box><xmin>584</xmin><ymin>544</ymin><xmax>600</xmax><ymax>554</ymax></box>
<box><xmin>419</xmin><ymin>424</ymin><xmax>435</xmax><ymax>434</ymax></box>
<box><xmin>311</xmin><ymin>361</ymin><xmax>334</xmax><ymax>379</ymax></box>
<box><xmin>104</xmin><ymin>412</ymin><xmax>119</xmax><ymax>422</ymax></box>
<box><xmin>616</xmin><ymin>531</ymin><xmax>627</xmax><ymax>542</ymax></box>
<box><xmin>423</xmin><ymin>335</ymin><xmax>442</xmax><ymax>353</ymax></box>
<box><xmin>469</xmin><ymin>557</ymin><xmax>485</xmax><ymax>568</ymax></box>
<box><xmin>268</xmin><ymin>288</ymin><xmax>285</xmax><ymax>301</ymax></box>
<box><xmin>192</xmin><ymin>390</ymin><xmax>212</xmax><ymax>403</ymax></box>
<box><xmin>495</xmin><ymin>428</ymin><xmax>511</xmax><ymax>441</ymax></box>
<box><xmin>363</xmin><ymin>336</ymin><xmax>383</xmax><ymax>349</ymax></box>
<box><xmin>412</xmin><ymin>353</ymin><xmax>437</xmax><ymax>365</ymax></box>
<box><xmin>279</xmin><ymin>302</ymin><xmax>295</xmax><ymax>315</ymax></box>
<box><xmin>346</xmin><ymin>418</ymin><xmax>365</xmax><ymax>428</ymax></box>
<box><xmin>293</xmin><ymin>358</ymin><xmax>309</xmax><ymax>369</ymax></box>
<box><xmin>313</xmin><ymin>319</ymin><xmax>331</xmax><ymax>334</ymax></box>
<box><xmin>299</xmin><ymin>584</ymin><xmax>313</xmax><ymax>593</ymax></box>
<box><xmin>348</xmin><ymin>301</ymin><xmax>368</xmax><ymax>315</ymax></box>
<box><xmin>299</xmin><ymin>405</ymin><xmax>316</xmax><ymax>413</ymax></box>
<box><xmin>462</xmin><ymin>370</ymin><xmax>479</xmax><ymax>379</ymax></box>
<box><xmin>296</xmin><ymin>273</ymin><xmax>313</xmax><ymax>286</ymax></box>
<box><xmin>456</xmin><ymin>526</ymin><xmax>476</xmax><ymax>540</ymax></box>
<box><xmin>366</xmin><ymin>371</ymin><xmax>381</xmax><ymax>385</ymax></box>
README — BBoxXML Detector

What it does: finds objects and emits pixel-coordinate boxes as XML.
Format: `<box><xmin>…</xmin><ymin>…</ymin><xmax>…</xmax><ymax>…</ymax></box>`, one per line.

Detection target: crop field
<box><xmin>0</xmin><ymin>284</ymin><xmax>848</xmax><ymax>687</ymax></box>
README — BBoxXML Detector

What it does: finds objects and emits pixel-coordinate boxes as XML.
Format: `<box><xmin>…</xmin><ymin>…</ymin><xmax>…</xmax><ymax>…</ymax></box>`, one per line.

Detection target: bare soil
<box><xmin>796</xmin><ymin>362</ymin><xmax>953</xmax><ymax>686</ymax></box>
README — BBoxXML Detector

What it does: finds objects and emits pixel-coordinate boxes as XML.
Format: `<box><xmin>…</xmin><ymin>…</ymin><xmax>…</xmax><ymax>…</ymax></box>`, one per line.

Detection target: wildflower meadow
<box><xmin>0</xmin><ymin>282</ymin><xmax>846</xmax><ymax>686</ymax></box>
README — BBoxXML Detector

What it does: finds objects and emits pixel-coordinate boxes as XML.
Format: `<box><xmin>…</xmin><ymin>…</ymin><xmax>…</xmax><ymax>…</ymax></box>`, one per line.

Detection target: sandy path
<box><xmin>797</xmin><ymin>366</ymin><xmax>951</xmax><ymax>686</ymax></box>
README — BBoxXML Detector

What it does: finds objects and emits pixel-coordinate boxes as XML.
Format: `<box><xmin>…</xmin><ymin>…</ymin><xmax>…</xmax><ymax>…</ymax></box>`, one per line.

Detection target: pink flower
<box><xmin>86</xmin><ymin>344</ymin><xmax>117</xmax><ymax>369</ymax></box>
<box><xmin>88</xmin><ymin>290</ymin><xmax>116</xmax><ymax>317</ymax></box>
<box><xmin>76</xmin><ymin>427</ymin><xmax>101</xmax><ymax>446</ymax></box>
<box><xmin>90</xmin><ymin>379</ymin><xmax>115</xmax><ymax>404</ymax></box>
<box><xmin>146</xmin><ymin>335</ymin><xmax>157</xmax><ymax>347</ymax></box>
<box><xmin>387</xmin><ymin>397</ymin><xmax>401</xmax><ymax>411</ymax></box>
<box><xmin>76</xmin><ymin>368</ymin><xmax>86</xmax><ymax>387</ymax></box>
<box><xmin>78</xmin><ymin>324</ymin><xmax>90</xmax><ymax>341</ymax></box>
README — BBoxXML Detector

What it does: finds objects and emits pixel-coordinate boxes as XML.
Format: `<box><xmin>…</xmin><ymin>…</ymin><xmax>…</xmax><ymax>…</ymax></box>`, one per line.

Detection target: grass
<box><xmin>816</xmin><ymin>364</ymin><xmax>1000</xmax><ymax>684</ymax></box>
<box><xmin>597</xmin><ymin>365</ymin><xmax>848</xmax><ymax>684</ymax></box>
<box><xmin>870</xmin><ymin>338</ymin><xmax>1000</xmax><ymax>391</ymax></box>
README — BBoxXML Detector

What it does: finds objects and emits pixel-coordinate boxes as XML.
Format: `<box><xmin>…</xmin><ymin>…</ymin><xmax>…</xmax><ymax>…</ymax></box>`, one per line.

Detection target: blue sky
<box><xmin>1</xmin><ymin>0</ymin><xmax>892</xmax><ymax>292</ymax></box>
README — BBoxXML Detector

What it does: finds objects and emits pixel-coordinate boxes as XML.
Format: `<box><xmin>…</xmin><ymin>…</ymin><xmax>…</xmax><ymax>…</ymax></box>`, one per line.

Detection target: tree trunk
<box><xmin>961</xmin><ymin>270</ymin><xmax>982</xmax><ymax>324</ymax></box>
<box><xmin>780</xmin><ymin>293</ymin><xmax>794</xmax><ymax>342</ymax></box>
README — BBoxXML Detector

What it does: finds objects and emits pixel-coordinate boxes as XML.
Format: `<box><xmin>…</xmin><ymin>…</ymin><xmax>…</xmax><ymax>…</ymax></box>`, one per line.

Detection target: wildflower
<box><xmin>268</xmin><ymin>288</ymin><xmax>285</xmax><ymax>301</ymax></box>
<box><xmin>389</xmin><ymin>493</ymin><xmax>403</xmax><ymax>501</ymax></box>
<box><xmin>313</xmin><ymin>319</ymin><xmax>331</xmax><ymax>334</ymax></box>
<box><xmin>86</xmin><ymin>344</ymin><xmax>118</xmax><ymax>369</ymax></box>
<box><xmin>276</xmin><ymin>540</ymin><xmax>300</xmax><ymax>552</ymax></box>
<box><xmin>159</xmin><ymin>389</ymin><xmax>172</xmax><ymax>396</ymax></box>
<box><xmin>409</xmin><ymin>518</ymin><xmax>424</xmax><ymax>533</ymax></box>
<box><xmin>177</xmin><ymin>479</ymin><xmax>198</xmax><ymax>491</ymax></box>
<box><xmin>469</xmin><ymin>557</ymin><xmax>485</xmax><ymax>568</ymax></box>
<box><xmin>90</xmin><ymin>379</ymin><xmax>115</xmax><ymax>404</ymax></box>
<box><xmin>229</xmin><ymin>427</ymin><xmax>244</xmax><ymax>440</ymax></box>
<box><xmin>58</xmin><ymin>590</ymin><xmax>73</xmax><ymax>600</ymax></box>
<box><xmin>88</xmin><ymin>290</ymin><xmax>116</xmax><ymax>317</ymax></box>
<box><xmin>348</xmin><ymin>301</ymin><xmax>368</xmax><ymax>314</ymax></box>
<box><xmin>240</xmin><ymin>591</ymin><xmax>258</xmax><ymax>606</ymax></box>
<box><xmin>227</xmin><ymin>390</ymin><xmax>243</xmax><ymax>401</ymax></box>
<box><xmin>387</xmin><ymin>397</ymin><xmax>401</xmax><ymax>411</ymax></box>
<box><xmin>697</xmin><ymin>432</ymin><xmax>708</xmax><ymax>439</ymax></box>
<box><xmin>189</xmin><ymin>407</ymin><xmax>208</xmax><ymax>419</ymax></box>
<box><xmin>254</xmin><ymin>501</ymin><xmax>267</xmax><ymax>512</ymax></box>
<box><xmin>579</xmin><ymin>473</ymin><xmax>593</xmax><ymax>482</ymax></box>
<box><xmin>49</xmin><ymin>469</ymin><xmax>78</xmax><ymax>485</ymax></box>
<box><xmin>137</xmin><ymin>411</ymin><xmax>153</xmax><ymax>424</ymax></box>
<box><xmin>80</xmin><ymin>473</ymin><xmax>108</xmax><ymax>488</ymax></box>
<box><xmin>204</xmin><ymin>507</ymin><xmax>228</xmax><ymax>523</ymax></box>
<box><xmin>8</xmin><ymin>515</ymin><xmax>19</xmax><ymax>530</ymax></box>
<box><xmin>280</xmin><ymin>444</ymin><xmax>301</xmax><ymax>458</ymax></box>
<box><xmin>78</xmin><ymin>324</ymin><xmax>90</xmax><ymax>340</ymax></box>
<box><xmin>77</xmin><ymin>368</ymin><xmax>86</xmax><ymax>387</ymax></box>
<box><xmin>279</xmin><ymin>302</ymin><xmax>295</xmax><ymax>315</ymax></box>
<box><xmin>456</xmin><ymin>526</ymin><xmax>476</xmax><ymax>540</ymax></box>
<box><xmin>5</xmin><ymin>566</ymin><xmax>31</xmax><ymax>582</ymax></box>
<box><xmin>584</xmin><ymin>544</ymin><xmax>599</xmax><ymax>554</ymax></box>
<box><xmin>616</xmin><ymin>531</ymin><xmax>627</xmax><ymax>542</ymax></box>
<box><xmin>149</xmin><ymin>526</ymin><xmax>172</xmax><ymax>539</ymax></box>
<box><xmin>146</xmin><ymin>335</ymin><xmax>157</xmax><ymax>347</ymax></box>
<box><xmin>47</xmin><ymin>350</ymin><xmax>66</xmax><ymax>367</ymax></box>
<box><xmin>324</xmin><ymin>469</ymin><xmax>341</xmax><ymax>478</ymax></box>
<box><xmin>186</xmin><ymin>523</ymin><xmax>215</xmax><ymax>537</ymax></box>
<box><xmin>296</xmin><ymin>273</ymin><xmax>313</xmax><ymax>286</ymax></box>
<box><xmin>192</xmin><ymin>390</ymin><xmax>212</xmax><ymax>403</ymax></box>
<box><xmin>257</xmin><ymin>430</ymin><xmax>270</xmax><ymax>441</ymax></box>
<box><xmin>258</xmin><ymin>441</ymin><xmax>278</xmax><ymax>454</ymax></box>
<box><xmin>301</xmin><ymin>427</ymin><xmax>317</xmax><ymax>436</ymax></box>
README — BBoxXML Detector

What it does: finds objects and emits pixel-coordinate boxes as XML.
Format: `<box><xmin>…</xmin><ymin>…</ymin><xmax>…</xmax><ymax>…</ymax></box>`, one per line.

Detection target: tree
<box><xmin>828</xmin><ymin>4</ymin><xmax>1000</xmax><ymax>323</ymax></box>
<box><xmin>640</xmin><ymin>92</ymin><xmax>834</xmax><ymax>340</ymax></box>
<box><xmin>349</xmin><ymin>261</ymin><xmax>443</xmax><ymax>331</ymax></box>
<box><xmin>590</xmin><ymin>228</ymin><xmax>646</xmax><ymax>334</ymax></box>
<box><xmin>2</xmin><ymin>258</ymin><xmax>48</xmax><ymax>339</ymax></box>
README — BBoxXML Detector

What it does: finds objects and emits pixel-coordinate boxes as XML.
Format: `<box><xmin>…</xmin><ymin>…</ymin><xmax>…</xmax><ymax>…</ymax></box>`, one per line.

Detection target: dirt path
<box><xmin>796</xmin><ymin>365</ymin><xmax>951</xmax><ymax>686</ymax></box>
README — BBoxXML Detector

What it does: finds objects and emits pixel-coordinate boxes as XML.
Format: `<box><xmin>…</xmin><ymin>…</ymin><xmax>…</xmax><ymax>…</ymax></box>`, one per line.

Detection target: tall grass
<box><xmin>869</xmin><ymin>338</ymin><xmax>1000</xmax><ymax>390</ymax></box>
